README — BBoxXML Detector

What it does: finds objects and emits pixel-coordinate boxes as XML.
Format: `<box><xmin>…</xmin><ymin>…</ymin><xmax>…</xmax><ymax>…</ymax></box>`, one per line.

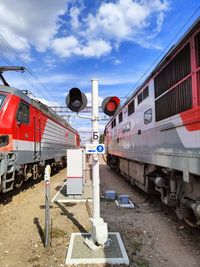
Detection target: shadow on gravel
<box><xmin>34</xmin><ymin>217</ymin><xmax>45</xmax><ymax>246</ymax></box>
<box><xmin>54</xmin><ymin>178</ymin><xmax>67</xmax><ymax>193</ymax></box>
<box><xmin>0</xmin><ymin>178</ymin><xmax>43</xmax><ymax>205</ymax></box>
<box><xmin>55</xmin><ymin>201</ymin><xmax>87</xmax><ymax>233</ymax></box>
<box><xmin>0</xmin><ymin>171</ymin><xmax>67</xmax><ymax>205</ymax></box>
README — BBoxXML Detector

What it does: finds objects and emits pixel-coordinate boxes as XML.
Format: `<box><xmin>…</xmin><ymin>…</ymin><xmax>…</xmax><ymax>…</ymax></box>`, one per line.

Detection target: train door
<box><xmin>33</xmin><ymin>110</ymin><xmax>41</xmax><ymax>162</ymax></box>
<box><xmin>16</xmin><ymin>101</ymin><xmax>32</xmax><ymax>163</ymax></box>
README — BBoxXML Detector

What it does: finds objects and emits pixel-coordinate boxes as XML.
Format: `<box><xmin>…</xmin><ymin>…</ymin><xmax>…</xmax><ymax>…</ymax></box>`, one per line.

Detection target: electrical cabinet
<box><xmin>67</xmin><ymin>149</ymin><xmax>83</xmax><ymax>195</ymax></box>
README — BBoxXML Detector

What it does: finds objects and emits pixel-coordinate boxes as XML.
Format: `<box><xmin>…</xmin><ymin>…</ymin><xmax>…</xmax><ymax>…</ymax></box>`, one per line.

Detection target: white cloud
<box><xmin>113</xmin><ymin>59</ymin><xmax>122</xmax><ymax>65</ymax></box>
<box><xmin>85</xmin><ymin>0</ymin><xmax>149</xmax><ymax>41</ymax></box>
<box><xmin>0</xmin><ymin>0</ymin><xmax>67</xmax><ymax>58</ymax></box>
<box><xmin>85</xmin><ymin>92</ymin><xmax>103</xmax><ymax>106</ymax></box>
<box><xmin>51</xmin><ymin>36</ymin><xmax>79</xmax><ymax>58</ymax></box>
<box><xmin>50</xmin><ymin>0</ymin><xmax>169</xmax><ymax>58</ymax></box>
<box><xmin>0</xmin><ymin>0</ymin><xmax>169</xmax><ymax>60</ymax></box>
<box><xmin>70</xmin><ymin>6</ymin><xmax>81</xmax><ymax>30</ymax></box>
<box><xmin>79</xmin><ymin>39</ymin><xmax>111</xmax><ymax>58</ymax></box>
<box><xmin>51</xmin><ymin>37</ymin><xmax>111</xmax><ymax>58</ymax></box>
<box><xmin>84</xmin><ymin>0</ymin><xmax>169</xmax><ymax>44</ymax></box>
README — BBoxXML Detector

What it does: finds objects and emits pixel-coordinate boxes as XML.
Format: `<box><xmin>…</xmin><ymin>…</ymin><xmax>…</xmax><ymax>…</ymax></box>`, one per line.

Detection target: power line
<box><xmin>0</xmin><ymin>32</ymin><xmax>55</xmax><ymax>103</ymax></box>
<box><xmin>124</xmin><ymin>5</ymin><xmax>200</xmax><ymax>101</ymax></box>
<box><xmin>0</xmin><ymin>33</ymin><xmax>33</xmax><ymax>74</ymax></box>
<box><xmin>0</xmin><ymin>51</ymin><xmax>49</xmax><ymax>99</ymax></box>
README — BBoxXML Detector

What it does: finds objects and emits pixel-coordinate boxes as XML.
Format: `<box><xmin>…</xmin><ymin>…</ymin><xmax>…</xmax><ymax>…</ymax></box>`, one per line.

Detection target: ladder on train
<box><xmin>0</xmin><ymin>152</ymin><xmax>17</xmax><ymax>193</ymax></box>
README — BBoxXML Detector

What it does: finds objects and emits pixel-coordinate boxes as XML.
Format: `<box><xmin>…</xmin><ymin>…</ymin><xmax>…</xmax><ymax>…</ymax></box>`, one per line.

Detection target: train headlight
<box><xmin>0</xmin><ymin>135</ymin><xmax>9</xmax><ymax>147</ymax></box>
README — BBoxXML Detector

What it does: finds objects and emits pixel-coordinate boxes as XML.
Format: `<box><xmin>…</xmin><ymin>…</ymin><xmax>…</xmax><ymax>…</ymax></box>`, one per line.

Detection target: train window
<box><xmin>126</xmin><ymin>121</ymin><xmax>131</xmax><ymax>131</ymax></box>
<box><xmin>144</xmin><ymin>108</ymin><xmax>152</xmax><ymax>124</ymax></box>
<box><xmin>128</xmin><ymin>99</ymin><xmax>135</xmax><ymax>116</ymax></box>
<box><xmin>137</xmin><ymin>86</ymin><xmax>149</xmax><ymax>105</ymax></box>
<box><xmin>111</xmin><ymin>118</ymin><xmax>116</xmax><ymax>128</ymax></box>
<box><xmin>0</xmin><ymin>94</ymin><xmax>6</xmax><ymax>109</ymax></box>
<box><xmin>137</xmin><ymin>92</ymin><xmax>143</xmax><ymax>104</ymax></box>
<box><xmin>16</xmin><ymin>102</ymin><xmax>30</xmax><ymax>124</ymax></box>
<box><xmin>119</xmin><ymin>112</ymin><xmax>123</xmax><ymax>123</ymax></box>
<box><xmin>143</xmin><ymin>86</ymin><xmax>149</xmax><ymax>99</ymax></box>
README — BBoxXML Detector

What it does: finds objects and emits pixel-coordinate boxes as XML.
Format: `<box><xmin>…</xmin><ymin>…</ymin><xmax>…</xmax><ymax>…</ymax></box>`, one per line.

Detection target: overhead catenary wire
<box><xmin>0</xmin><ymin>51</ymin><xmax>49</xmax><ymax>100</ymax></box>
<box><xmin>124</xmin><ymin>5</ymin><xmax>200</xmax><ymax>101</ymax></box>
<box><xmin>0</xmin><ymin>31</ymin><xmax>55</xmax><ymax>103</ymax></box>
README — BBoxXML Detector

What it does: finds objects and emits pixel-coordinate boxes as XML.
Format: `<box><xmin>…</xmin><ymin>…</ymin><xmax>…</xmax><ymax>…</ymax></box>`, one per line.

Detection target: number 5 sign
<box><xmin>92</xmin><ymin>131</ymin><xmax>99</xmax><ymax>140</ymax></box>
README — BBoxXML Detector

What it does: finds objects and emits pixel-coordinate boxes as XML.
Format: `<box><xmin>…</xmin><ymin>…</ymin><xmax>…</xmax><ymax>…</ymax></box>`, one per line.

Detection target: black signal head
<box><xmin>66</xmin><ymin>87</ymin><xmax>87</xmax><ymax>112</ymax></box>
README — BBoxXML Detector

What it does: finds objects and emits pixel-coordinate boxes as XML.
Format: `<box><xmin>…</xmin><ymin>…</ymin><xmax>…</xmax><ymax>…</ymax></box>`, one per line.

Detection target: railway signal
<box><xmin>65</xmin><ymin>87</ymin><xmax>87</xmax><ymax>112</ymax></box>
<box><xmin>65</xmin><ymin>80</ymin><xmax>108</xmax><ymax>248</ymax></box>
<box><xmin>101</xmin><ymin>96</ymin><xmax>120</xmax><ymax>116</ymax></box>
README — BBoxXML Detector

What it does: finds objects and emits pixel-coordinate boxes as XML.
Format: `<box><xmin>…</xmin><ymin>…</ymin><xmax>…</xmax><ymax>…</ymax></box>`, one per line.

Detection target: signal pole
<box><xmin>91</xmin><ymin>78</ymin><xmax>100</xmax><ymax>220</ymax></box>
<box><xmin>90</xmin><ymin>78</ymin><xmax>108</xmax><ymax>246</ymax></box>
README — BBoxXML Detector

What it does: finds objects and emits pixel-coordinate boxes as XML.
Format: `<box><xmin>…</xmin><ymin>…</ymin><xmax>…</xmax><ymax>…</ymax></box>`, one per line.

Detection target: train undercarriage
<box><xmin>0</xmin><ymin>152</ymin><xmax>66</xmax><ymax>193</ymax></box>
<box><xmin>107</xmin><ymin>153</ymin><xmax>200</xmax><ymax>227</ymax></box>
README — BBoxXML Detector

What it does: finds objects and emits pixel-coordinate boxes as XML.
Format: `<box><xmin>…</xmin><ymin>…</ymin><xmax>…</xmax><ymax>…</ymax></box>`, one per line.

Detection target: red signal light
<box><xmin>106</xmin><ymin>101</ymin><xmax>117</xmax><ymax>112</ymax></box>
<box><xmin>102</xmin><ymin>96</ymin><xmax>120</xmax><ymax>116</ymax></box>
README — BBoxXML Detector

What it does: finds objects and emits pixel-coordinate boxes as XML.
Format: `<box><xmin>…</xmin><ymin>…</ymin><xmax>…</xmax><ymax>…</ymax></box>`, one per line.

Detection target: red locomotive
<box><xmin>0</xmin><ymin>68</ymin><xmax>80</xmax><ymax>193</ymax></box>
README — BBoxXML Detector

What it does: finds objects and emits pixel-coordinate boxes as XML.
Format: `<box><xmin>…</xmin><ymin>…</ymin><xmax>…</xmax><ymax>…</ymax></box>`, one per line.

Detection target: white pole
<box><xmin>44</xmin><ymin>165</ymin><xmax>51</xmax><ymax>247</ymax></box>
<box><xmin>91</xmin><ymin>78</ymin><xmax>100</xmax><ymax>220</ymax></box>
<box><xmin>88</xmin><ymin>78</ymin><xmax>108</xmax><ymax>247</ymax></box>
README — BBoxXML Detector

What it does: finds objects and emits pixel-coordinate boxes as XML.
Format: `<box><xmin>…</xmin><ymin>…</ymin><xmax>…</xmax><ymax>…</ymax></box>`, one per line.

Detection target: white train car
<box><xmin>105</xmin><ymin>18</ymin><xmax>200</xmax><ymax>226</ymax></box>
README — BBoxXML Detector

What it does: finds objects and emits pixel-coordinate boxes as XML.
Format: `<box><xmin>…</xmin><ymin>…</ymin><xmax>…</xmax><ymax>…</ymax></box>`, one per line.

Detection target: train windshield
<box><xmin>0</xmin><ymin>93</ymin><xmax>6</xmax><ymax>109</ymax></box>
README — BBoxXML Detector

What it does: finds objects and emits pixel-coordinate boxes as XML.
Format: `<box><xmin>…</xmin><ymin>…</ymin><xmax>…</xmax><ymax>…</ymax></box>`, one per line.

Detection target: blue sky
<box><xmin>0</xmin><ymin>0</ymin><xmax>199</xmax><ymax>143</ymax></box>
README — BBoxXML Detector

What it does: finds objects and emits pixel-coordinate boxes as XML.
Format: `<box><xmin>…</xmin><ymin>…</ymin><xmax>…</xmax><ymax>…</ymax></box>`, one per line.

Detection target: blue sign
<box><xmin>85</xmin><ymin>144</ymin><xmax>105</xmax><ymax>154</ymax></box>
<box><xmin>96</xmin><ymin>145</ymin><xmax>104</xmax><ymax>153</ymax></box>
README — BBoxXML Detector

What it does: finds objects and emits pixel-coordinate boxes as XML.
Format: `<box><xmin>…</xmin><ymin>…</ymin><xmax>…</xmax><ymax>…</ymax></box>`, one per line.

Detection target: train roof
<box><xmin>106</xmin><ymin>16</ymin><xmax>200</xmax><ymax>127</ymax></box>
<box><xmin>0</xmin><ymin>85</ymin><xmax>78</xmax><ymax>134</ymax></box>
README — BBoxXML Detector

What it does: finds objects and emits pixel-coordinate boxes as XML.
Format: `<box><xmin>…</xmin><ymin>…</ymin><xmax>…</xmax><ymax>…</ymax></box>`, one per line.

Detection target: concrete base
<box><xmin>51</xmin><ymin>182</ymin><xmax>92</xmax><ymax>203</ymax></box>
<box><xmin>65</xmin><ymin>232</ymin><xmax>129</xmax><ymax>265</ymax></box>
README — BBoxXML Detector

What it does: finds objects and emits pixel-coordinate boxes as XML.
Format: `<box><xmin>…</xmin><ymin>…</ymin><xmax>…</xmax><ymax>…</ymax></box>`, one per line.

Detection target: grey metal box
<box><xmin>67</xmin><ymin>178</ymin><xmax>83</xmax><ymax>195</ymax></box>
<box><xmin>67</xmin><ymin>149</ymin><xmax>83</xmax><ymax>195</ymax></box>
